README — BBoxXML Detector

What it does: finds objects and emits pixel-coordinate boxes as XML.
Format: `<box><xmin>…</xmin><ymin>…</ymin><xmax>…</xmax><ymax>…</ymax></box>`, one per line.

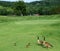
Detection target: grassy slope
<box><xmin>0</xmin><ymin>15</ymin><xmax>60</xmax><ymax>51</ymax></box>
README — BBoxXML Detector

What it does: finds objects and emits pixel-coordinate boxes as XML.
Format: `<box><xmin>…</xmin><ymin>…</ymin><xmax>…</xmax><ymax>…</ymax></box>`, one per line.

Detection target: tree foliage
<box><xmin>0</xmin><ymin>0</ymin><xmax>60</xmax><ymax>15</ymax></box>
<box><xmin>14</xmin><ymin>1</ymin><xmax>26</xmax><ymax>16</ymax></box>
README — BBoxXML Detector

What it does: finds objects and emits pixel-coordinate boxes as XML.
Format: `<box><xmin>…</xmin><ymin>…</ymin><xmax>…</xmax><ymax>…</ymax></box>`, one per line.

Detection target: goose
<box><xmin>37</xmin><ymin>37</ymin><xmax>43</xmax><ymax>45</ymax></box>
<box><xmin>43</xmin><ymin>36</ymin><xmax>53</xmax><ymax>48</ymax></box>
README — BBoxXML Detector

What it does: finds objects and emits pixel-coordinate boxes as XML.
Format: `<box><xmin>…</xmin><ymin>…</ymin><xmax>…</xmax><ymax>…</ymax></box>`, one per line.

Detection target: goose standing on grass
<box><xmin>37</xmin><ymin>37</ymin><xmax>43</xmax><ymax>45</ymax></box>
<box><xmin>43</xmin><ymin>36</ymin><xmax>53</xmax><ymax>48</ymax></box>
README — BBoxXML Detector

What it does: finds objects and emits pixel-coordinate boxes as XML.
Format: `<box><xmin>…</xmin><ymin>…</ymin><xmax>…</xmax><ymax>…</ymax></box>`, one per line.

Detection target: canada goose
<box><xmin>37</xmin><ymin>37</ymin><xmax>43</xmax><ymax>45</ymax></box>
<box><xmin>43</xmin><ymin>36</ymin><xmax>53</xmax><ymax>48</ymax></box>
<box><xmin>26</xmin><ymin>43</ymin><xmax>30</xmax><ymax>48</ymax></box>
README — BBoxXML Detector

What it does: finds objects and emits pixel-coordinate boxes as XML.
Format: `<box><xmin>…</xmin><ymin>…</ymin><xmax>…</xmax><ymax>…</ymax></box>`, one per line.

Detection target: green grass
<box><xmin>0</xmin><ymin>15</ymin><xmax>60</xmax><ymax>51</ymax></box>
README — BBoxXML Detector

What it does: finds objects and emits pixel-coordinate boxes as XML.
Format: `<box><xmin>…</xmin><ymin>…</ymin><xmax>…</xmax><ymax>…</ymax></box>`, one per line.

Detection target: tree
<box><xmin>14</xmin><ymin>1</ymin><xmax>26</xmax><ymax>16</ymax></box>
<box><xmin>41</xmin><ymin>0</ymin><xmax>60</xmax><ymax>14</ymax></box>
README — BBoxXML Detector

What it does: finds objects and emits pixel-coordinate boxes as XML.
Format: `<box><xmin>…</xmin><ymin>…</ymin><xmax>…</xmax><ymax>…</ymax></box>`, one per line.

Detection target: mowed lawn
<box><xmin>0</xmin><ymin>15</ymin><xmax>60</xmax><ymax>51</ymax></box>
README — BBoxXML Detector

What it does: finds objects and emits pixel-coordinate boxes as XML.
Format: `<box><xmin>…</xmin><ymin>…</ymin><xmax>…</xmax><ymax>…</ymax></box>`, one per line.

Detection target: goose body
<box><xmin>43</xmin><ymin>36</ymin><xmax>53</xmax><ymax>48</ymax></box>
<box><xmin>43</xmin><ymin>41</ymin><xmax>53</xmax><ymax>48</ymax></box>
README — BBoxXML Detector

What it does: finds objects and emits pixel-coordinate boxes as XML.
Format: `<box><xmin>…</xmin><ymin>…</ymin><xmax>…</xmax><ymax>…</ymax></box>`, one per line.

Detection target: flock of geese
<box><xmin>13</xmin><ymin>36</ymin><xmax>53</xmax><ymax>48</ymax></box>
<box><xmin>26</xmin><ymin>36</ymin><xmax>53</xmax><ymax>48</ymax></box>
<box><xmin>37</xmin><ymin>36</ymin><xmax>53</xmax><ymax>48</ymax></box>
